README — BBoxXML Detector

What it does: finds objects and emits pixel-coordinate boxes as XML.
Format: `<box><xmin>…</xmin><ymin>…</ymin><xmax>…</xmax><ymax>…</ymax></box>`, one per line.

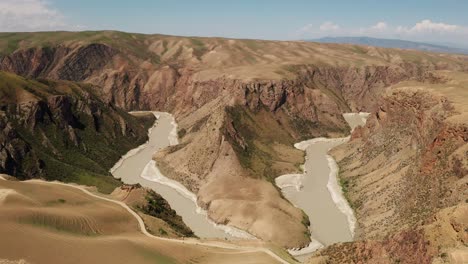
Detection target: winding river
<box><xmin>276</xmin><ymin>113</ymin><xmax>369</xmax><ymax>261</ymax></box>
<box><xmin>111</xmin><ymin>112</ymin><xmax>251</xmax><ymax>239</ymax></box>
<box><xmin>111</xmin><ymin>111</ymin><xmax>369</xmax><ymax>260</ymax></box>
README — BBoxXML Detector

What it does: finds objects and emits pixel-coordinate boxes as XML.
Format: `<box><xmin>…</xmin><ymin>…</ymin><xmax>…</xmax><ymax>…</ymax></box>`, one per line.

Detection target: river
<box><xmin>111</xmin><ymin>111</ymin><xmax>369</xmax><ymax>257</ymax></box>
<box><xmin>111</xmin><ymin>112</ymin><xmax>252</xmax><ymax>239</ymax></box>
<box><xmin>277</xmin><ymin>113</ymin><xmax>369</xmax><ymax>261</ymax></box>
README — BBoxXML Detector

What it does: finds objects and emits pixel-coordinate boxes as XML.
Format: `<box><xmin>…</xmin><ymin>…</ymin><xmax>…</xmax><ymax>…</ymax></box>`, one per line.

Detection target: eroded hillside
<box><xmin>331</xmin><ymin>71</ymin><xmax>467</xmax><ymax>239</ymax></box>
<box><xmin>308</xmin><ymin>71</ymin><xmax>468</xmax><ymax>263</ymax></box>
<box><xmin>0</xmin><ymin>71</ymin><xmax>154</xmax><ymax>193</ymax></box>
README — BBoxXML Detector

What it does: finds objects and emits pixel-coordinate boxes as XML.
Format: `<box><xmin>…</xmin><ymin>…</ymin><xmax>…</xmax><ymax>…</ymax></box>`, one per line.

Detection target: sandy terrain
<box><xmin>0</xmin><ymin>178</ymin><xmax>288</xmax><ymax>264</ymax></box>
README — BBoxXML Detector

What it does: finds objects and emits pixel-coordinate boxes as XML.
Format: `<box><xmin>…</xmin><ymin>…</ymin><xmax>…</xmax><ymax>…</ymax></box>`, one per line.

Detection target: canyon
<box><xmin>0</xmin><ymin>31</ymin><xmax>467</xmax><ymax>263</ymax></box>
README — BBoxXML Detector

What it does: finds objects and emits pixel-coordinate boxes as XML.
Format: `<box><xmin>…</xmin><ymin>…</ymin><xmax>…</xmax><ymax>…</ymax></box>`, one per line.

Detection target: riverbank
<box><xmin>111</xmin><ymin>111</ymin><xmax>253</xmax><ymax>239</ymax></box>
<box><xmin>276</xmin><ymin>113</ymin><xmax>369</xmax><ymax>260</ymax></box>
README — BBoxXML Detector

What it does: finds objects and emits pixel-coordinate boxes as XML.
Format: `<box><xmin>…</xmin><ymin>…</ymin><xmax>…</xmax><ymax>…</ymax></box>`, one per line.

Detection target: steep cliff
<box><xmin>151</xmin><ymin>67</ymin><xmax>459</xmax><ymax>248</ymax></box>
<box><xmin>1</xmin><ymin>31</ymin><xmax>467</xmax><ymax>113</ymax></box>
<box><xmin>307</xmin><ymin>204</ymin><xmax>467</xmax><ymax>264</ymax></box>
<box><xmin>307</xmin><ymin>71</ymin><xmax>468</xmax><ymax>263</ymax></box>
<box><xmin>0</xmin><ymin>71</ymin><xmax>154</xmax><ymax>193</ymax></box>
<box><xmin>331</xmin><ymin>78</ymin><xmax>467</xmax><ymax>240</ymax></box>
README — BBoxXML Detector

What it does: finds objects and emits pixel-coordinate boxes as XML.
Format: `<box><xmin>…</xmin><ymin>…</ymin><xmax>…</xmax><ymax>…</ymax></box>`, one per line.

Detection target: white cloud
<box><xmin>295</xmin><ymin>19</ymin><xmax>468</xmax><ymax>45</ymax></box>
<box><xmin>0</xmin><ymin>0</ymin><xmax>81</xmax><ymax>31</ymax></box>
<box><xmin>371</xmin><ymin>22</ymin><xmax>388</xmax><ymax>31</ymax></box>
<box><xmin>397</xmin><ymin>19</ymin><xmax>459</xmax><ymax>34</ymax></box>
<box><xmin>320</xmin><ymin>21</ymin><xmax>340</xmax><ymax>32</ymax></box>
<box><xmin>297</xmin><ymin>23</ymin><xmax>315</xmax><ymax>34</ymax></box>
<box><xmin>294</xmin><ymin>22</ymin><xmax>341</xmax><ymax>36</ymax></box>
<box><xmin>393</xmin><ymin>20</ymin><xmax>468</xmax><ymax>44</ymax></box>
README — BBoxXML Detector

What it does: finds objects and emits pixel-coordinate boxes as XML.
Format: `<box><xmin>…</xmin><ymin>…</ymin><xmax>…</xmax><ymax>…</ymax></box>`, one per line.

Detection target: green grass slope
<box><xmin>0</xmin><ymin>72</ymin><xmax>154</xmax><ymax>193</ymax></box>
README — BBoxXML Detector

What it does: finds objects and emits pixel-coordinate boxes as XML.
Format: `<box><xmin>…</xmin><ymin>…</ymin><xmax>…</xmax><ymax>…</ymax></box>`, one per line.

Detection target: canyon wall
<box><xmin>0</xmin><ymin>72</ymin><xmax>154</xmax><ymax>193</ymax></box>
<box><xmin>306</xmin><ymin>75</ymin><xmax>468</xmax><ymax>262</ymax></box>
<box><xmin>331</xmin><ymin>86</ymin><xmax>467</xmax><ymax>240</ymax></box>
<box><xmin>308</xmin><ymin>204</ymin><xmax>467</xmax><ymax>264</ymax></box>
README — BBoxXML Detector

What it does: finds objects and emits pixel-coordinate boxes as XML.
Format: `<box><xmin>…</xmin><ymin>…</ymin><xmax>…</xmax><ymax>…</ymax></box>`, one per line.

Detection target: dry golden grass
<box><xmin>391</xmin><ymin>70</ymin><xmax>468</xmax><ymax>125</ymax></box>
<box><xmin>0</xmin><ymin>178</ymin><xmax>284</xmax><ymax>264</ymax></box>
<box><xmin>2</xmin><ymin>31</ymin><xmax>467</xmax><ymax>81</ymax></box>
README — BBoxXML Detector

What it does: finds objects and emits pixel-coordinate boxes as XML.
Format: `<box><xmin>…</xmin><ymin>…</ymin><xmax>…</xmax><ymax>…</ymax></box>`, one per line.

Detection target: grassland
<box><xmin>224</xmin><ymin>106</ymin><xmax>304</xmax><ymax>182</ymax></box>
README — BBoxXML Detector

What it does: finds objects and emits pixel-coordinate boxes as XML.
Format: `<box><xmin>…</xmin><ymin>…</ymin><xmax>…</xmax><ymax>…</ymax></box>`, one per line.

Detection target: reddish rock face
<box><xmin>0</xmin><ymin>42</ymin><xmax>456</xmax><ymax>118</ymax></box>
<box><xmin>309</xmin><ymin>204</ymin><xmax>467</xmax><ymax>264</ymax></box>
<box><xmin>315</xmin><ymin>229</ymin><xmax>434</xmax><ymax>264</ymax></box>
<box><xmin>323</xmin><ymin>85</ymin><xmax>467</xmax><ymax>262</ymax></box>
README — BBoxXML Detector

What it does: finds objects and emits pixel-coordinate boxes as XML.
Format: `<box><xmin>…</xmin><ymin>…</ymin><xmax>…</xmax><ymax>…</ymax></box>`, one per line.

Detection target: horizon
<box><xmin>1</xmin><ymin>30</ymin><xmax>463</xmax><ymax>50</ymax></box>
<box><xmin>1</xmin><ymin>0</ymin><xmax>468</xmax><ymax>47</ymax></box>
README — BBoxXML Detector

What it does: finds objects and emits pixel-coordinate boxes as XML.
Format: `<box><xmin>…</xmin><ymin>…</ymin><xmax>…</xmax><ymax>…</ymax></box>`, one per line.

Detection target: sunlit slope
<box><xmin>0</xmin><ymin>71</ymin><xmax>153</xmax><ymax>193</ymax></box>
<box><xmin>0</xmin><ymin>177</ymin><xmax>283</xmax><ymax>264</ymax></box>
<box><xmin>1</xmin><ymin>30</ymin><xmax>467</xmax><ymax>81</ymax></box>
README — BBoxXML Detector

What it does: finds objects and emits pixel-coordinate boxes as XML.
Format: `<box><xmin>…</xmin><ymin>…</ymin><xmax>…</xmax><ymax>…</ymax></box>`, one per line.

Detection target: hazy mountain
<box><xmin>311</xmin><ymin>36</ymin><xmax>468</xmax><ymax>54</ymax></box>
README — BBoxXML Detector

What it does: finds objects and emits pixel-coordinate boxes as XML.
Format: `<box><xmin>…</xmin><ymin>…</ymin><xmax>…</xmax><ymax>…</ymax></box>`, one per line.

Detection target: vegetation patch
<box><xmin>177</xmin><ymin>128</ymin><xmax>186</xmax><ymax>138</ymax></box>
<box><xmin>338</xmin><ymin>174</ymin><xmax>361</xmax><ymax>209</ymax></box>
<box><xmin>138</xmin><ymin>190</ymin><xmax>194</xmax><ymax>237</ymax></box>
<box><xmin>0</xmin><ymin>74</ymin><xmax>155</xmax><ymax>194</ymax></box>
<box><xmin>190</xmin><ymin>115</ymin><xmax>209</xmax><ymax>133</ymax></box>
<box><xmin>189</xmin><ymin>38</ymin><xmax>208</xmax><ymax>59</ymax></box>
<box><xmin>223</xmin><ymin>105</ymin><xmax>303</xmax><ymax>182</ymax></box>
<box><xmin>291</xmin><ymin>115</ymin><xmax>347</xmax><ymax>140</ymax></box>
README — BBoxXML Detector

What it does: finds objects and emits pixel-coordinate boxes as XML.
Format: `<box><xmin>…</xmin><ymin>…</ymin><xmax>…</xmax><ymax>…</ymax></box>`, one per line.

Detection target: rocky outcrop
<box><xmin>0</xmin><ymin>44</ymin><xmax>115</xmax><ymax>81</ymax></box>
<box><xmin>0</xmin><ymin>73</ymin><xmax>154</xmax><ymax>193</ymax></box>
<box><xmin>154</xmin><ymin>101</ymin><xmax>312</xmax><ymax>248</ymax></box>
<box><xmin>0</xmin><ymin>117</ymin><xmax>39</xmax><ymax>177</ymax></box>
<box><xmin>1</xmin><ymin>33</ymin><xmax>463</xmax><ymax>115</ymax></box>
<box><xmin>294</xmin><ymin>64</ymin><xmax>448</xmax><ymax>111</ymax></box>
<box><xmin>330</xmin><ymin>87</ymin><xmax>467</xmax><ymax>241</ymax></box>
<box><xmin>308</xmin><ymin>204</ymin><xmax>468</xmax><ymax>264</ymax></box>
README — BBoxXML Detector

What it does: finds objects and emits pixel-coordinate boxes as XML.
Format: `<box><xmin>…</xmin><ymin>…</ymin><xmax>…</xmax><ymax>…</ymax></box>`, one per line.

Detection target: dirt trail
<box><xmin>0</xmin><ymin>189</ymin><xmax>16</xmax><ymax>204</ymax></box>
<box><xmin>18</xmin><ymin>178</ymin><xmax>290</xmax><ymax>264</ymax></box>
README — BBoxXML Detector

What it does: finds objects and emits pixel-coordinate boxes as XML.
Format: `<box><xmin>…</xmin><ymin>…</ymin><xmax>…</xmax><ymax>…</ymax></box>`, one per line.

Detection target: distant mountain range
<box><xmin>310</xmin><ymin>36</ymin><xmax>468</xmax><ymax>55</ymax></box>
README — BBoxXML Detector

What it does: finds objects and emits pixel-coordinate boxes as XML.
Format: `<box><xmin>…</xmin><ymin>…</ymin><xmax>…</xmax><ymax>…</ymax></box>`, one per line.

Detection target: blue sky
<box><xmin>1</xmin><ymin>0</ymin><xmax>467</xmax><ymax>46</ymax></box>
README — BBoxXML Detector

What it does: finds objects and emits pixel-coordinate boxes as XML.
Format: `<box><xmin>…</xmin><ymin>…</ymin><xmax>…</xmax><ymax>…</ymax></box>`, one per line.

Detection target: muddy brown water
<box><xmin>111</xmin><ymin>112</ymin><xmax>240</xmax><ymax>239</ymax></box>
<box><xmin>282</xmin><ymin>113</ymin><xmax>369</xmax><ymax>261</ymax></box>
